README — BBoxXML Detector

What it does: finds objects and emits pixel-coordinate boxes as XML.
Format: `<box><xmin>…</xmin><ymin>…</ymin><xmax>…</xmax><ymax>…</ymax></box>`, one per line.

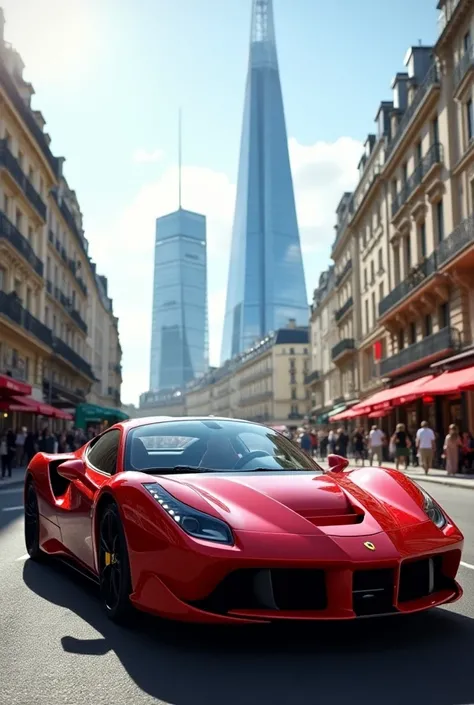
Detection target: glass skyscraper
<box><xmin>149</xmin><ymin>208</ymin><xmax>208</xmax><ymax>391</ymax></box>
<box><xmin>220</xmin><ymin>0</ymin><xmax>308</xmax><ymax>364</ymax></box>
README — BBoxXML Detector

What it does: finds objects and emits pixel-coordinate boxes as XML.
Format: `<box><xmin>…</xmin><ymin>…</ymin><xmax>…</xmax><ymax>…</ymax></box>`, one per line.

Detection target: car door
<box><xmin>57</xmin><ymin>429</ymin><xmax>121</xmax><ymax>572</ymax></box>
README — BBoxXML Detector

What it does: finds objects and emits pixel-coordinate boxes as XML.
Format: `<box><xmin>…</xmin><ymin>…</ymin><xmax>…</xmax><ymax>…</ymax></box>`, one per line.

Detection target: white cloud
<box><xmin>132</xmin><ymin>148</ymin><xmax>165</xmax><ymax>164</ymax></box>
<box><xmin>87</xmin><ymin>136</ymin><xmax>362</xmax><ymax>405</ymax></box>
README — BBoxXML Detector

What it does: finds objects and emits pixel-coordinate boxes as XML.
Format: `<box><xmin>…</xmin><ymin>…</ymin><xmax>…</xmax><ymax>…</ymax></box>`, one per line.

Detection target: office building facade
<box><xmin>149</xmin><ymin>208</ymin><xmax>208</xmax><ymax>391</ymax></box>
<box><xmin>220</xmin><ymin>0</ymin><xmax>308</xmax><ymax>363</ymax></box>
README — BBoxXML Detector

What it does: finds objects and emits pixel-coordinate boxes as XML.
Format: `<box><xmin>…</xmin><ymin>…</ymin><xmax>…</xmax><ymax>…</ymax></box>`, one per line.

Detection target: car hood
<box><xmin>153</xmin><ymin>469</ymin><xmax>429</xmax><ymax>537</ymax></box>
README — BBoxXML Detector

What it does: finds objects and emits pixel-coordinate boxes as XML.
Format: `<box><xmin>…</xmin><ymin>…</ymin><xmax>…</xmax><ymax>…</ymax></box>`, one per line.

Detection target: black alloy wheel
<box><xmin>99</xmin><ymin>503</ymin><xmax>133</xmax><ymax>623</ymax></box>
<box><xmin>24</xmin><ymin>482</ymin><xmax>43</xmax><ymax>561</ymax></box>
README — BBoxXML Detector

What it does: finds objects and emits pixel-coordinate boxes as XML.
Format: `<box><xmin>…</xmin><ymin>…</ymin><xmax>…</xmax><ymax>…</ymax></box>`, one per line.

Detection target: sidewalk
<box><xmin>0</xmin><ymin>465</ymin><xmax>26</xmax><ymax>489</ymax></box>
<box><xmin>318</xmin><ymin>459</ymin><xmax>474</xmax><ymax>490</ymax></box>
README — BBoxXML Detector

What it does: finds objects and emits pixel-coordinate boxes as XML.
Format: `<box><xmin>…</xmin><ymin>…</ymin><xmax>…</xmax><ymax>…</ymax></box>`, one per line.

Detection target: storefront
<box><xmin>75</xmin><ymin>403</ymin><xmax>129</xmax><ymax>431</ymax></box>
<box><xmin>0</xmin><ymin>373</ymin><xmax>73</xmax><ymax>429</ymax></box>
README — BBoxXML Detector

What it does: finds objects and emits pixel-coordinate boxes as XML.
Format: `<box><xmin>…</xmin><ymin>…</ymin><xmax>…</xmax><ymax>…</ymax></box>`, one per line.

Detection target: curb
<box><xmin>405</xmin><ymin>474</ymin><xmax>474</xmax><ymax>491</ymax></box>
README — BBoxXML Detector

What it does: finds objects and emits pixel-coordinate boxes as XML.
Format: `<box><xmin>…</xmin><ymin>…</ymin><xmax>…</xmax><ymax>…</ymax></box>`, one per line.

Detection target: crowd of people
<box><xmin>0</xmin><ymin>425</ymin><xmax>102</xmax><ymax>479</ymax></box>
<box><xmin>294</xmin><ymin>422</ymin><xmax>474</xmax><ymax>476</ymax></box>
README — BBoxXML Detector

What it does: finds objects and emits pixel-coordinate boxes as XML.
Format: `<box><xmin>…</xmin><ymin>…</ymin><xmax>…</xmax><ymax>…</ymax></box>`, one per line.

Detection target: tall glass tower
<box><xmin>220</xmin><ymin>0</ymin><xmax>308</xmax><ymax>364</ymax></box>
<box><xmin>149</xmin><ymin>208</ymin><xmax>208</xmax><ymax>391</ymax></box>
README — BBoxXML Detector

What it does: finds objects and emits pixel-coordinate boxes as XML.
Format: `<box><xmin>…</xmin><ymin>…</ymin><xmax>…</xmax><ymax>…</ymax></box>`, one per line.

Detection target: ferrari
<box><xmin>24</xmin><ymin>416</ymin><xmax>464</xmax><ymax>624</ymax></box>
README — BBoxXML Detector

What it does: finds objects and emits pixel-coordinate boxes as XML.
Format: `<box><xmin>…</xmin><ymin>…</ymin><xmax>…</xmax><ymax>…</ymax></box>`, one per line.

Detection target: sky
<box><xmin>1</xmin><ymin>0</ymin><xmax>439</xmax><ymax>405</ymax></box>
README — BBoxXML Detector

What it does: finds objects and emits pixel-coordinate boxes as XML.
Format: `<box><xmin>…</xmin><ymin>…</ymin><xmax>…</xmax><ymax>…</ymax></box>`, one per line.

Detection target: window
<box><xmin>432</xmin><ymin>116</ymin><xmax>439</xmax><ymax>145</ymax></box>
<box><xmin>15</xmin><ymin>209</ymin><xmax>22</xmax><ymax>231</ymax></box>
<box><xmin>365</xmin><ymin>299</ymin><xmax>369</xmax><ymax>335</ymax></box>
<box><xmin>424</xmin><ymin>315</ymin><xmax>433</xmax><ymax>337</ymax></box>
<box><xmin>371</xmin><ymin>291</ymin><xmax>376</xmax><ymax>329</ymax></box>
<box><xmin>86</xmin><ymin>429</ymin><xmax>121</xmax><ymax>475</ymax></box>
<box><xmin>378</xmin><ymin>248</ymin><xmax>383</xmax><ymax>272</ymax></box>
<box><xmin>370</xmin><ymin>260</ymin><xmax>375</xmax><ymax>282</ymax></box>
<box><xmin>0</xmin><ymin>267</ymin><xmax>5</xmax><ymax>290</ymax></box>
<box><xmin>416</xmin><ymin>141</ymin><xmax>422</xmax><ymax>165</ymax></box>
<box><xmin>405</xmin><ymin>235</ymin><xmax>411</xmax><ymax>271</ymax></box>
<box><xmin>379</xmin><ymin>281</ymin><xmax>384</xmax><ymax>301</ymax></box>
<box><xmin>466</xmin><ymin>100</ymin><xmax>473</xmax><ymax>142</ymax></box>
<box><xmin>419</xmin><ymin>221</ymin><xmax>427</xmax><ymax>258</ymax></box>
<box><xmin>409</xmin><ymin>322</ymin><xmax>416</xmax><ymax>345</ymax></box>
<box><xmin>436</xmin><ymin>200</ymin><xmax>444</xmax><ymax>242</ymax></box>
<box><xmin>398</xmin><ymin>329</ymin><xmax>404</xmax><ymax>351</ymax></box>
<box><xmin>3</xmin><ymin>193</ymin><xmax>9</xmax><ymax>216</ymax></box>
<box><xmin>291</xmin><ymin>388</ymin><xmax>297</xmax><ymax>400</ymax></box>
<box><xmin>439</xmin><ymin>302</ymin><xmax>449</xmax><ymax>329</ymax></box>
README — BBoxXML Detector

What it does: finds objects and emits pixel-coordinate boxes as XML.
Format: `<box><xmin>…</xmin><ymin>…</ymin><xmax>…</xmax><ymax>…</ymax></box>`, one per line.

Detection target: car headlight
<box><xmin>418</xmin><ymin>484</ymin><xmax>447</xmax><ymax>529</ymax></box>
<box><xmin>144</xmin><ymin>483</ymin><xmax>234</xmax><ymax>545</ymax></box>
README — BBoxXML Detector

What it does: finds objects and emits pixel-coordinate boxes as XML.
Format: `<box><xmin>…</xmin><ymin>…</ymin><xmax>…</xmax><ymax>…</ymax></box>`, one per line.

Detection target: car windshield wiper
<box><xmin>139</xmin><ymin>465</ymin><xmax>217</xmax><ymax>475</ymax></box>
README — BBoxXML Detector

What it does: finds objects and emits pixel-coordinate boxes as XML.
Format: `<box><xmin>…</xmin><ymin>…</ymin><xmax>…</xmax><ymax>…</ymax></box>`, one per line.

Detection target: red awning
<box><xmin>0</xmin><ymin>396</ymin><xmax>55</xmax><ymax>416</ymax></box>
<box><xmin>420</xmin><ymin>367</ymin><xmax>474</xmax><ymax>395</ymax></box>
<box><xmin>351</xmin><ymin>375</ymin><xmax>433</xmax><ymax>415</ymax></box>
<box><xmin>0</xmin><ymin>373</ymin><xmax>32</xmax><ymax>397</ymax></box>
<box><xmin>329</xmin><ymin>408</ymin><xmax>359</xmax><ymax>422</ymax></box>
<box><xmin>54</xmin><ymin>408</ymin><xmax>74</xmax><ymax>421</ymax></box>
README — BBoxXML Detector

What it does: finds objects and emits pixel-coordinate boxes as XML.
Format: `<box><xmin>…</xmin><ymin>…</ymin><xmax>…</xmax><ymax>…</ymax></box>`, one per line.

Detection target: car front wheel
<box><xmin>98</xmin><ymin>502</ymin><xmax>133</xmax><ymax>624</ymax></box>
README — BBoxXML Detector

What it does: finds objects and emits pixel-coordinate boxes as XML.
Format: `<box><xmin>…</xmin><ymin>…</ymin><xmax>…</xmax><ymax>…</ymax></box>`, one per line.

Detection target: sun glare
<box><xmin>2</xmin><ymin>0</ymin><xmax>101</xmax><ymax>83</ymax></box>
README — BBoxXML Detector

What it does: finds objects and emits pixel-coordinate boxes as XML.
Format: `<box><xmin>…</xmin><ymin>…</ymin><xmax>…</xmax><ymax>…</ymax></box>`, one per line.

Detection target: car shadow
<box><xmin>23</xmin><ymin>559</ymin><xmax>474</xmax><ymax>705</ymax></box>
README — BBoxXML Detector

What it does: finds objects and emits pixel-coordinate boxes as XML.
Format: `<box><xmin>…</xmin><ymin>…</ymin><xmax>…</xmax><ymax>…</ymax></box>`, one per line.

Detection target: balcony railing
<box><xmin>331</xmin><ymin>338</ymin><xmax>355</xmax><ymax>361</ymax></box>
<box><xmin>0</xmin><ymin>63</ymin><xmax>59</xmax><ymax>178</ymax></box>
<box><xmin>454</xmin><ymin>43</ymin><xmax>474</xmax><ymax>89</ymax></box>
<box><xmin>335</xmin><ymin>296</ymin><xmax>354</xmax><ymax>322</ymax></box>
<box><xmin>380</xmin><ymin>327</ymin><xmax>459</xmax><ymax>377</ymax></box>
<box><xmin>239</xmin><ymin>390</ymin><xmax>272</xmax><ymax>405</ymax></box>
<box><xmin>438</xmin><ymin>212</ymin><xmax>474</xmax><ymax>266</ymax></box>
<box><xmin>69</xmin><ymin>308</ymin><xmax>88</xmax><ymax>335</ymax></box>
<box><xmin>0</xmin><ymin>211</ymin><xmax>44</xmax><ymax>277</ymax></box>
<box><xmin>379</xmin><ymin>251</ymin><xmax>438</xmax><ymax>317</ymax></box>
<box><xmin>0</xmin><ymin>290</ymin><xmax>52</xmax><ymax>348</ymax></box>
<box><xmin>0</xmin><ymin>140</ymin><xmax>47</xmax><ymax>220</ymax></box>
<box><xmin>335</xmin><ymin>259</ymin><xmax>352</xmax><ymax>286</ymax></box>
<box><xmin>305</xmin><ymin>370</ymin><xmax>320</xmax><ymax>385</ymax></box>
<box><xmin>52</xmin><ymin>336</ymin><xmax>95</xmax><ymax>380</ymax></box>
<box><xmin>386</xmin><ymin>64</ymin><xmax>440</xmax><ymax>160</ymax></box>
<box><xmin>391</xmin><ymin>143</ymin><xmax>443</xmax><ymax>218</ymax></box>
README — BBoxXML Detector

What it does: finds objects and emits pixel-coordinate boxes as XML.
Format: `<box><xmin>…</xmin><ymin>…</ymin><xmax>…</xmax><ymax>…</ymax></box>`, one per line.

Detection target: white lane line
<box><xmin>460</xmin><ymin>561</ymin><xmax>474</xmax><ymax>571</ymax></box>
<box><xmin>0</xmin><ymin>487</ymin><xmax>23</xmax><ymax>495</ymax></box>
<box><xmin>1</xmin><ymin>505</ymin><xmax>23</xmax><ymax>512</ymax></box>
<box><xmin>15</xmin><ymin>554</ymin><xmax>29</xmax><ymax>562</ymax></box>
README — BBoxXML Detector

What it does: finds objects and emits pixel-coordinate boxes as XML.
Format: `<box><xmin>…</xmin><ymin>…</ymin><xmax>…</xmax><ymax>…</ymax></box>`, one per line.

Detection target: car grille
<box><xmin>191</xmin><ymin>568</ymin><xmax>327</xmax><ymax>614</ymax></box>
<box><xmin>352</xmin><ymin>568</ymin><xmax>396</xmax><ymax>616</ymax></box>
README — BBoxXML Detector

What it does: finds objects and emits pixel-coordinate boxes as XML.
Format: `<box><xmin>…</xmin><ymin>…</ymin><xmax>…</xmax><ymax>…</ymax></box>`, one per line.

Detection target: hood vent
<box><xmin>299</xmin><ymin>504</ymin><xmax>365</xmax><ymax>527</ymax></box>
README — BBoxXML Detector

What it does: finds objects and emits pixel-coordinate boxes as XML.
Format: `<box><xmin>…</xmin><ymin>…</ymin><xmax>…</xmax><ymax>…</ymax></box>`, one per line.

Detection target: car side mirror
<box><xmin>327</xmin><ymin>454</ymin><xmax>350</xmax><ymax>473</ymax></box>
<box><xmin>57</xmin><ymin>459</ymin><xmax>86</xmax><ymax>482</ymax></box>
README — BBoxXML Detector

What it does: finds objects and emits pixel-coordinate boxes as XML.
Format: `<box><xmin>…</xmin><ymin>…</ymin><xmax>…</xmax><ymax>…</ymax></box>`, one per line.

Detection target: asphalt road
<box><xmin>1</xmin><ymin>479</ymin><xmax>473</xmax><ymax>705</ymax></box>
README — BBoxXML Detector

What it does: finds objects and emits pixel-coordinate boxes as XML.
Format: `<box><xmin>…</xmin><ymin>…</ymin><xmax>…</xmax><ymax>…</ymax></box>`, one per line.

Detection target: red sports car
<box><xmin>24</xmin><ymin>416</ymin><xmax>464</xmax><ymax>624</ymax></box>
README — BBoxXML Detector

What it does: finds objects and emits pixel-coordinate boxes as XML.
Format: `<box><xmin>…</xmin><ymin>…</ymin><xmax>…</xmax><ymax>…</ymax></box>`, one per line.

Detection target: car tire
<box><xmin>98</xmin><ymin>502</ymin><xmax>133</xmax><ymax>624</ymax></box>
<box><xmin>24</xmin><ymin>482</ymin><xmax>44</xmax><ymax>561</ymax></box>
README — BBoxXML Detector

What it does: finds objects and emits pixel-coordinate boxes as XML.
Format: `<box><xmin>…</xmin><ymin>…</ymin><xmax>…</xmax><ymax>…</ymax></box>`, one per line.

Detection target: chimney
<box><xmin>288</xmin><ymin>318</ymin><xmax>296</xmax><ymax>329</ymax></box>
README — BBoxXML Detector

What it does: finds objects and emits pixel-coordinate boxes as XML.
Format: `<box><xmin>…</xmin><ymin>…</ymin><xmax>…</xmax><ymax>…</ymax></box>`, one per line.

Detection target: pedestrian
<box><xmin>335</xmin><ymin>427</ymin><xmax>349</xmax><ymax>458</ymax></box>
<box><xmin>368</xmin><ymin>425</ymin><xmax>385</xmax><ymax>466</ymax></box>
<box><xmin>1</xmin><ymin>431</ymin><xmax>12</xmax><ymax>478</ymax></box>
<box><xmin>416</xmin><ymin>421</ymin><xmax>436</xmax><ymax>474</ymax></box>
<box><xmin>352</xmin><ymin>426</ymin><xmax>365</xmax><ymax>466</ymax></box>
<box><xmin>390</xmin><ymin>423</ymin><xmax>411</xmax><ymax>471</ymax></box>
<box><xmin>443</xmin><ymin>424</ymin><xmax>462</xmax><ymax>476</ymax></box>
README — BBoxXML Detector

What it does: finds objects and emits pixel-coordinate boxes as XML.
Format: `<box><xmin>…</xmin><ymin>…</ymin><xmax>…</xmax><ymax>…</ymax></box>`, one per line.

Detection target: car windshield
<box><xmin>125</xmin><ymin>418</ymin><xmax>320</xmax><ymax>473</ymax></box>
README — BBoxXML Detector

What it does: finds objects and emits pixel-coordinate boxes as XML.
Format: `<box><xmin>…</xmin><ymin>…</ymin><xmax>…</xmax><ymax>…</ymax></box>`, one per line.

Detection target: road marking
<box><xmin>0</xmin><ymin>487</ymin><xmax>23</xmax><ymax>495</ymax></box>
<box><xmin>2</xmin><ymin>505</ymin><xmax>23</xmax><ymax>512</ymax></box>
<box><xmin>15</xmin><ymin>554</ymin><xmax>29</xmax><ymax>562</ymax></box>
<box><xmin>460</xmin><ymin>561</ymin><xmax>474</xmax><ymax>571</ymax></box>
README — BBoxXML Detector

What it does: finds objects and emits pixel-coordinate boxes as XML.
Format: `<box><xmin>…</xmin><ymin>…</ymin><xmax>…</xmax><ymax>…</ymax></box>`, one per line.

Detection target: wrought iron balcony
<box><xmin>335</xmin><ymin>296</ymin><xmax>354</xmax><ymax>322</ymax></box>
<box><xmin>0</xmin><ymin>211</ymin><xmax>44</xmax><ymax>277</ymax></box>
<box><xmin>335</xmin><ymin>259</ymin><xmax>352</xmax><ymax>287</ymax></box>
<box><xmin>391</xmin><ymin>143</ymin><xmax>443</xmax><ymax>218</ymax></box>
<box><xmin>52</xmin><ymin>336</ymin><xmax>95</xmax><ymax>380</ymax></box>
<box><xmin>305</xmin><ymin>370</ymin><xmax>320</xmax><ymax>385</ymax></box>
<box><xmin>438</xmin><ymin>212</ymin><xmax>474</xmax><ymax>267</ymax></box>
<box><xmin>0</xmin><ymin>64</ymin><xmax>59</xmax><ymax>178</ymax></box>
<box><xmin>69</xmin><ymin>308</ymin><xmax>88</xmax><ymax>335</ymax></box>
<box><xmin>0</xmin><ymin>290</ymin><xmax>52</xmax><ymax>348</ymax></box>
<box><xmin>0</xmin><ymin>140</ymin><xmax>47</xmax><ymax>220</ymax></box>
<box><xmin>454</xmin><ymin>43</ymin><xmax>474</xmax><ymax>89</ymax></box>
<box><xmin>379</xmin><ymin>251</ymin><xmax>438</xmax><ymax>317</ymax></box>
<box><xmin>331</xmin><ymin>338</ymin><xmax>355</xmax><ymax>361</ymax></box>
<box><xmin>386</xmin><ymin>64</ymin><xmax>440</xmax><ymax>160</ymax></box>
<box><xmin>380</xmin><ymin>327</ymin><xmax>459</xmax><ymax>377</ymax></box>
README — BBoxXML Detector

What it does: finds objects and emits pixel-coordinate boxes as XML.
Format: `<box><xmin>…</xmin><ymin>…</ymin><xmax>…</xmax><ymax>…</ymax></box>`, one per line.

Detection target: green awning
<box><xmin>75</xmin><ymin>403</ymin><xmax>129</xmax><ymax>429</ymax></box>
<box><xmin>326</xmin><ymin>403</ymin><xmax>347</xmax><ymax>419</ymax></box>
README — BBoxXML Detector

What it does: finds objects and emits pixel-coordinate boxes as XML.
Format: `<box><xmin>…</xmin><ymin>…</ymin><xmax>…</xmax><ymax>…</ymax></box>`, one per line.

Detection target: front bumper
<box><xmin>129</xmin><ymin>521</ymin><xmax>464</xmax><ymax>624</ymax></box>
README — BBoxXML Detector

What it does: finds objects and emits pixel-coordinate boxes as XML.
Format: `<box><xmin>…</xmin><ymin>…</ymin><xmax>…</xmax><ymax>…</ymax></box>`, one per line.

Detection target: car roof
<box><xmin>115</xmin><ymin>416</ymin><xmax>267</xmax><ymax>432</ymax></box>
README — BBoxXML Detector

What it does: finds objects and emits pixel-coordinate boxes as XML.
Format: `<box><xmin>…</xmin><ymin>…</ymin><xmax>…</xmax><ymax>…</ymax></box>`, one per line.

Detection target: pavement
<box><xmin>1</xmin><ymin>475</ymin><xmax>474</xmax><ymax>705</ymax></box>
